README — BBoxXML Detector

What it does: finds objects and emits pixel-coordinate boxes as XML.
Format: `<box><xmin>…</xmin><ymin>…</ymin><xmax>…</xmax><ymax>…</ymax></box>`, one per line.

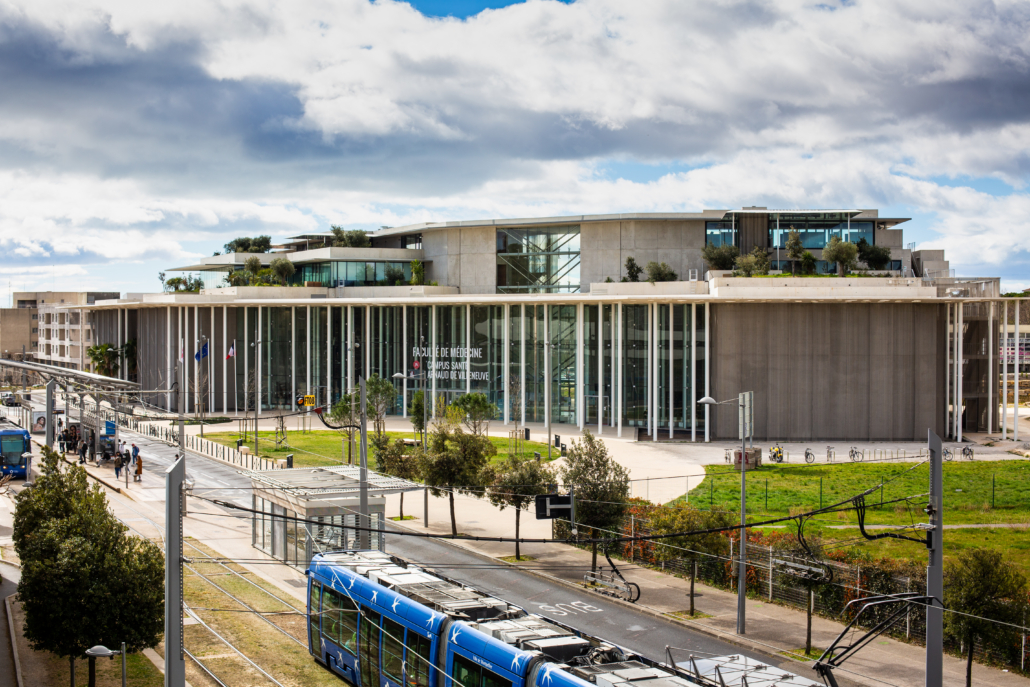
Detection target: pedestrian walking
<box><xmin>134</xmin><ymin>454</ymin><xmax>143</xmax><ymax>482</ymax></box>
<box><xmin>78</xmin><ymin>439</ymin><xmax>86</xmax><ymax>464</ymax></box>
<box><xmin>114</xmin><ymin>454</ymin><xmax>122</xmax><ymax>479</ymax></box>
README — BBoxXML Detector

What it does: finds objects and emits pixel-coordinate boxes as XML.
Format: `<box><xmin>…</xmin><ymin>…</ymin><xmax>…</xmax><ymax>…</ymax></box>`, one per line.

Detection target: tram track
<box><xmin>88</xmin><ymin>474</ymin><xmax>309</xmax><ymax>686</ymax></box>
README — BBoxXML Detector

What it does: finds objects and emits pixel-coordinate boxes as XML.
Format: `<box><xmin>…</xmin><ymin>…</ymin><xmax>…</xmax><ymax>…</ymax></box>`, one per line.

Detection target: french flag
<box><xmin>226</xmin><ymin>343</ymin><xmax>235</xmax><ymax>360</ymax></box>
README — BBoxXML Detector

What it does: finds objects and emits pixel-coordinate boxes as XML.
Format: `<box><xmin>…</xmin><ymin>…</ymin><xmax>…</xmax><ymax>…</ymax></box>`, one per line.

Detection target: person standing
<box><xmin>134</xmin><ymin>453</ymin><xmax>143</xmax><ymax>482</ymax></box>
<box><xmin>131</xmin><ymin>443</ymin><xmax>139</xmax><ymax>472</ymax></box>
<box><xmin>114</xmin><ymin>453</ymin><xmax>122</xmax><ymax>480</ymax></box>
<box><xmin>78</xmin><ymin>439</ymin><xmax>86</xmax><ymax>464</ymax></box>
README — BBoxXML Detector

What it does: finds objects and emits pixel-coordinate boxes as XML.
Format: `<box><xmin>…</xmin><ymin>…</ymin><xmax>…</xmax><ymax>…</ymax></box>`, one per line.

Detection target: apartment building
<box><xmin>14</xmin><ymin>291</ymin><xmax>119</xmax><ymax>371</ymax></box>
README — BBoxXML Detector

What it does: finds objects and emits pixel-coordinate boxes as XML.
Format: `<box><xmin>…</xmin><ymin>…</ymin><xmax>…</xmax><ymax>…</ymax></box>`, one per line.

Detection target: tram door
<box><xmin>360</xmin><ymin>610</ymin><xmax>381</xmax><ymax>687</ymax></box>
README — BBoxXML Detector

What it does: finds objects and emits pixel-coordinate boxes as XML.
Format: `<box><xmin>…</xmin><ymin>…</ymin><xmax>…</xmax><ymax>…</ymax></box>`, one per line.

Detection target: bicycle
<box><xmin>805</xmin><ymin>448</ymin><xmax>815</xmax><ymax>464</ymax></box>
<box><xmin>943</xmin><ymin>448</ymin><xmax>953</xmax><ymax>461</ymax></box>
<box><xmin>770</xmin><ymin>446</ymin><xmax>784</xmax><ymax>464</ymax></box>
<box><xmin>961</xmin><ymin>446</ymin><xmax>974</xmax><ymax>460</ymax></box>
<box><xmin>849</xmin><ymin>446</ymin><xmax>862</xmax><ymax>462</ymax></box>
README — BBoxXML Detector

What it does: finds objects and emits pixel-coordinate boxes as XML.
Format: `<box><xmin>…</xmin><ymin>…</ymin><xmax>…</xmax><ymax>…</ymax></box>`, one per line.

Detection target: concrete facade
<box><xmin>710</xmin><ymin>302</ymin><xmax>947</xmax><ymax>441</ymax></box>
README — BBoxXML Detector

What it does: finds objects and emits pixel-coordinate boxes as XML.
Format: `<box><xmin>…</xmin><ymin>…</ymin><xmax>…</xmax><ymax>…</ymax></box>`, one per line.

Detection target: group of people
<box><xmin>68</xmin><ymin>434</ymin><xmax>144</xmax><ymax>482</ymax></box>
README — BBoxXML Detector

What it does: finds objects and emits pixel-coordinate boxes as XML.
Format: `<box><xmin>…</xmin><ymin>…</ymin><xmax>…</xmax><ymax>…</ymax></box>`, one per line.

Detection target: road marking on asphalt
<box><xmin>533</xmin><ymin>601</ymin><xmax>604</xmax><ymax>616</ymax></box>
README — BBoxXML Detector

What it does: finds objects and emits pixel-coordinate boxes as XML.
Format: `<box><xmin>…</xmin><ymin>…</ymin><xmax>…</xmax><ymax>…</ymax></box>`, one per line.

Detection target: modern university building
<box><xmin>77</xmin><ymin>208</ymin><xmax>1022</xmax><ymax>443</ymax></box>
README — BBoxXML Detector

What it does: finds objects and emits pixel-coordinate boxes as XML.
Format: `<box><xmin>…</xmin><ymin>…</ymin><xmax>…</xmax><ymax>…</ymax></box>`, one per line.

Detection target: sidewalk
<box><xmin>382</xmin><ymin>487</ymin><xmax>1029</xmax><ymax>687</ymax></box>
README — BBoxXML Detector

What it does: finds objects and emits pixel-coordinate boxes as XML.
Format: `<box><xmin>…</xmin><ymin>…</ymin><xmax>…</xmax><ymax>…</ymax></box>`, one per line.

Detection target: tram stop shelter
<box><xmin>246</xmin><ymin>464</ymin><xmax>422</xmax><ymax>568</ymax></box>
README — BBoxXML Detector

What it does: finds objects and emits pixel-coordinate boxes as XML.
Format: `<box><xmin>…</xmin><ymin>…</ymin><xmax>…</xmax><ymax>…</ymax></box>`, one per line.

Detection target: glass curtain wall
<box><xmin>352</xmin><ymin>307</ymin><xmax>366</xmax><ymax>384</ymax></box>
<box><xmin>295</xmin><ymin>307</ymin><xmax>308</xmax><ymax>396</ymax></box>
<box><xmin>622</xmin><ymin>305</ymin><xmax>649</xmax><ymax>428</ymax></box>
<box><xmin>311</xmin><ymin>306</ymin><xmax>327</xmax><ymax>407</ymax></box>
<box><xmin>508</xmin><ymin>305</ymin><xmax>522</xmax><ymax>423</ymax></box>
<box><xmin>550</xmin><ymin>305</ymin><xmax>576</xmax><ymax>425</ymax></box>
<box><xmin>331</xmin><ymin>307</ymin><xmax>345</xmax><ymax>405</ymax></box>
<box><xmin>405</xmin><ymin>306</ymin><xmax>431</xmax><ymax>410</ymax></box>
<box><xmin>433</xmin><ymin>305</ymin><xmax>466</xmax><ymax>406</ymax></box>
<box><xmin>370</xmin><ymin>306</ymin><xmax>404</xmax><ymax>409</ymax></box>
<box><xmin>496</xmin><ymin>225</ymin><xmax>581</xmax><ymax>294</ymax></box>
<box><xmin>263</xmin><ymin>307</ymin><xmax>293</xmax><ymax>410</ymax></box>
<box><xmin>768</xmin><ymin>213</ymin><xmax>873</xmax><ymax>250</ymax></box>
<box><xmin>470</xmin><ymin>305</ymin><xmax>504</xmax><ymax>415</ymax></box>
<box><xmin>602</xmin><ymin>304</ymin><xmax>615</xmax><ymax>427</ymax></box>
<box><xmin>525</xmin><ymin>305</ymin><xmax>546</xmax><ymax>422</ymax></box>
<box><xmin>583</xmin><ymin>305</ymin><xmax>599</xmax><ymax>425</ymax></box>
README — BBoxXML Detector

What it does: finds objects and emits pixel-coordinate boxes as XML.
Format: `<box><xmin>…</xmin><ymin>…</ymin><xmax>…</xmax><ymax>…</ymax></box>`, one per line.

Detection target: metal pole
<box><xmin>738</xmin><ymin>394</ymin><xmax>747</xmax><ymax>635</ymax></box>
<box><xmin>164</xmin><ymin>455</ymin><xmax>186</xmax><ymax>687</ymax></box>
<box><xmin>45</xmin><ymin>379</ymin><xmax>55</xmax><ymax>448</ymax></box>
<box><xmin>926</xmin><ymin>429</ymin><xmax>944</xmax><ymax>687</ymax></box>
<box><xmin>178</xmin><ymin>362</ymin><xmax>185</xmax><ymax>458</ymax></box>
<box><xmin>121</xmin><ymin>642</ymin><xmax>126</xmax><ymax>687</ymax></box>
<box><xmin>359</xmin><ymin>377</ymin><xmax>370</xmax><ymax>549</ymax></box>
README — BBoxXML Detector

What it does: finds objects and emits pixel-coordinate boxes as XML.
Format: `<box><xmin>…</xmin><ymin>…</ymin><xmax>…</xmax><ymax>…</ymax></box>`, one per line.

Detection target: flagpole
<box><xmin>233</xmin><ymin>338</ymin><xmax>238</xmax><ymax>416</ymax></box>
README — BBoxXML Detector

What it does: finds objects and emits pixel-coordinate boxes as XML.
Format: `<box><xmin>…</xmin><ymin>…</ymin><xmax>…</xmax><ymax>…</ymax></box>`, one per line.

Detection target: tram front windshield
<box><xmin>1</xmin><ymin>436</ymin><xmax>25</xmax><ymax>466</ymax></box>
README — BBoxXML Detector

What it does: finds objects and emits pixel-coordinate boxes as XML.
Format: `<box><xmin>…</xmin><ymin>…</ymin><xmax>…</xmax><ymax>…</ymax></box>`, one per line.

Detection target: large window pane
<box><xmin>452</xmin><ymin>654</ymin><xmax>482</xmax><ymax>687</ymax></box>
<box><xmin>496</xmin><ymin>225</ymin><xmax>580</xmax><ymax>293</ymax></box>
<box><xmin>382</xmin><ymin>618</ymin><xmax>405</xmax><ymax>681</ymax></box>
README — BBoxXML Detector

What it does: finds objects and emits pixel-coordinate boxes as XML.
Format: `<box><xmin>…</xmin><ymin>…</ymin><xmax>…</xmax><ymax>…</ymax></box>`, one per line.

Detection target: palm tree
<box><xmin>86</xmin><ymin>343</ymin><xmax>120</xmax><ymax>377</ymax></box>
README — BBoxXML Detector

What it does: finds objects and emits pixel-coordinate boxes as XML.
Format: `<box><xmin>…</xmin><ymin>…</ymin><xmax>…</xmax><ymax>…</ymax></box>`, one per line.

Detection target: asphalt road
<box><xmin>385</xmin><ymin>530</ymin><xmax>794</xmax><ymax>670</ymax></box>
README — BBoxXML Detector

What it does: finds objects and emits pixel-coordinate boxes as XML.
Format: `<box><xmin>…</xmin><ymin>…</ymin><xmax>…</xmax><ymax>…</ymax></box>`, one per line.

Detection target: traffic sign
<box><xmin>535</xmin><ymin>493</ymin><xmax>572</xmax><ymax>520</ymax></box>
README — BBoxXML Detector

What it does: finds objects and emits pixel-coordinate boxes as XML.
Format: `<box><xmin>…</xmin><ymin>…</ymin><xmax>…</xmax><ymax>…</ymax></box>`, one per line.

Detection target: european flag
<box><xmin>194</xmin><ymin>342</ymin><xmax>209</xmax><ymax>361</ymax></box>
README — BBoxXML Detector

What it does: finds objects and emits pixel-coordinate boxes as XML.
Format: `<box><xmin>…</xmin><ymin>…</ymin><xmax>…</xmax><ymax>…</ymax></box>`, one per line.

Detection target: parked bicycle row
<box><xmin>725</xmin><ymin>443</ymin><xmax>977</xmax><ymax>464</ymax></box>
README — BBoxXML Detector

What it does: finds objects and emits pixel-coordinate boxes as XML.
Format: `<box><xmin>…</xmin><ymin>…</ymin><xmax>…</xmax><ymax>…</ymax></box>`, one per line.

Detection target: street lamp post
<box><xmin>394</xmin><ymin>366</ymin><xmax>428</xmax><ymax>529</ymax></box>
<box><xmin>85</xmin><ymin>643</ymin><xmax>125</xmax><ymax>687</ymax></box>
<box><xmin>700</xmin><ymin>392</ymin><xmax>753</xmax><ymax>635</ymax></box>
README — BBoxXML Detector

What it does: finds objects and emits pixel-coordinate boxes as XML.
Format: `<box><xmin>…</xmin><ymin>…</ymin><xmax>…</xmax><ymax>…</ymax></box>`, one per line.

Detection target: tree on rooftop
<box><xmin>224</xmin><ymin>235</ymin><xmax>271</xmax><ymax>253</ymax></box>
<box><xmin>269</xmin><ymin>257</ymin><xmax>296</xmax><ymax>285</ymax></box>
<box><xmin>701</xmin><ymin>243</ymin><xmax>739</xmax><ymax>271</ymax></box>
<box><xmin>86</xmin><ymin>343</ymin><xmax>120</xmax><ymax>378</ymax></box>
<box><xmin>856</xmin><ymin>238</ymin><xmax>893</xmax><ymax>271</ymax></box>
<box><xmin>823</xmin><ymin>236</ymin><xmax>859</xmax><ymax>277</ymax></box>
<box><xmin>410</xmin><ymin>260</ymin><xmax>425</xmax><ymax>286</ymax></box>
<box><xmin>331</xmin><ymin>225</ymin><xmax>372</xmax><ymax>248</ymax></box>
<box><xmin>624</xmin><ymin>256</ymin><xmax>642</xmax><ymax>282</ymax></box>
<box><xmin>645</xmin><ymin>261</ymin><xmax>678</xmax><ymax>283</ymax></box>
<box><xmin>800</xmin><ymin>251</ymin><xmax>817</xmax><ymax>275</ymax></box>
<box><xmin>244</xmin><ymin>256</ymin><xmax>263</xmax><ymax>284</ymax></box>
<box><xmin>785</xmin><ymin>227</ymin><xmax>804</xmax><ymax>276</ymax></box>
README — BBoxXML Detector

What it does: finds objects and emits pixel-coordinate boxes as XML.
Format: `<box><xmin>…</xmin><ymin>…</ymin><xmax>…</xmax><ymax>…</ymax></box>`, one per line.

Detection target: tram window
<box><xmin>1</xmin><ymin>437</ymin><xmax>24</xmax><ymax>465</ymax></box>
<box><xmin>308</xmin><ymin>582</ymin><xmax>321</xmax><ymax>642</ymax></box>
<box><xmin>405</xmin><ymin>632</ymin><xmax>432</xmax><ymax>687</ymax></box>
<box><xmin>452</xmin><ymin>654</ymin><xmax>481</xmax><ymax>687</ymax></box>
<box><xmin>482</xmin><ymin>670</ymin><xmax>512</xmax><ymax>687</ymax></box>
<box><xmin>321</xmin><ymin>589</ymin><xmax>342</xmax><ymax>645</ymax></box>
<box><xmin>382</xmin><ymin>618</ymin><xmax>405</xmax><ymax>682</ymax></box>
<box><xmin>339</xmin><ymin>591</ymin><xmax>358</xmax><ymax>654</ymax></box>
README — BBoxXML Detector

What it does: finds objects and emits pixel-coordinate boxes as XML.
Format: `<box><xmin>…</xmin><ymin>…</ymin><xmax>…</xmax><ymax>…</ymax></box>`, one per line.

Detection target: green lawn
<box><xmin>673</xmin><ymin>461</ymin><xmax>1030</xmax><ymax>574</ymax></box>
<box><xmin>204</xmin><ymin>429</ymin><xmax>555</xmax><ymax>469</ymax></box>
<box><xmin>680</xmin><ymin>461</ymin><xmax>1030</xmax><ymax>526</ymax></box>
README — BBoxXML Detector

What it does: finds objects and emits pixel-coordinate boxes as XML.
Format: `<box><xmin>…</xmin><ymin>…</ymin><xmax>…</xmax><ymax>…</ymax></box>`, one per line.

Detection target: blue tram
<box><xmin>0</xmin><ymin>426</ymin><xmax>31</xmax><ymax>479</ymax></box>
<box><xmin>308</xmin><ymin>551</ymin><xmax>694</xmax><ymax>687</ymax></box>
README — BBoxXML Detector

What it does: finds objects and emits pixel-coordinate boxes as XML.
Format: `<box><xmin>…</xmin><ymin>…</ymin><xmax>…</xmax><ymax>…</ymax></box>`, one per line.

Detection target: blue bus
<box><xmin>0</xmin><ymin>427</ymin><xmax>31</xmax><ymax>479</ymax></box>
<box><xmin>308</xmin><ymin>551</ymin><xmax>673</xmax><ymax>687</ymax></box>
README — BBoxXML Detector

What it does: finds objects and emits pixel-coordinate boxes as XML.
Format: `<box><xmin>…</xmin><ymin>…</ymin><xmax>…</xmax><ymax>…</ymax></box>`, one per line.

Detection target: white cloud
<box><xmin>0</xmin><ymin>0</ymin><xmax>1025</xmax><ymax>287</ymax></box>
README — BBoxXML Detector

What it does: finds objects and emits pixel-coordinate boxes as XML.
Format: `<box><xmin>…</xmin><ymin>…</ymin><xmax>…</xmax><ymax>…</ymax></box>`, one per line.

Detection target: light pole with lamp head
<box><xmin>85</xmin><ymin>643</ymin><xmax>126</xmax><ymax>687</ymax></box>
<box><xmin>394</xmin><ymin>365</ymin><xmax>429</xmax><ymax>529</ymax></box>
<box><xmin>699</xmin><ymin>391</ymin><xmax>753</xmax><ymax>635</ymax></box>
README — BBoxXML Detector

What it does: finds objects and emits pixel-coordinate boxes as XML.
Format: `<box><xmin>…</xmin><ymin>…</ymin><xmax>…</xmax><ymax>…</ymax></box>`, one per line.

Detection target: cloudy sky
<box><xmin>1</xmin><ymin>0</ymin><xmax>1029</xmax><ymax>297</ymax></box>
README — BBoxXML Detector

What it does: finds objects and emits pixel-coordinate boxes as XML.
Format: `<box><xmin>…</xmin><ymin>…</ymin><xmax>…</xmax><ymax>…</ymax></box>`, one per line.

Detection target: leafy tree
<box><xmin>224</xmin><ymin>235</ymin><xmax>271</xmax><ymax>253</ymax></box>
<box><xmin>945</xmin><ymin>548</ymin><xmax>1029</xmax><ymax>687</ymax></box>
<box><xmin>484</xmin><ymin>454</ymin><xmax>554</xmax><ymax>560</ymax></box>
<box><xmin>823</xmin><ymin>236</ymin><xmax>859</xmax><ymax>276</ymax></box>
<box><xmin>785</xmin><ymin>227</ymin><xmax>804</xmax><ymax>276</ymax></box>
<box><xmin>624</xmin><ymin>256</ymin><xmax>642</xmax><ymax>282</ymax></box>
<box><xmin>384</xmin><ymin>264</ymin><xmax>405</xmax><ymax>285</ymax></box>
<box><xmin>158</xmin><ymin>271</ymin><xmax>167</xmax><ymax>290</ymax></box>
<box><xmin>14</xmin><ymin>449</ymin><xmax>164</xmax><ymax>687</ymax></box>
<box><xmin>375</xmin><ymin>437</ymin><xmax>422</xmax><ymax>519</ymax></box>
<box><xmin>645</xmin><ymin>261</ymin><xmax>678</xmax><ymax>283</ymax></box>
<box><xmin>420</xmin><ymin>425</ymin><xmax>495</xmax><ymax>536</ymax></box>
<box><xmin>649</xmin><ymin>505</ymin><xmax>732</xmax><ymax>616</ymax></box>
<box><xmin>409</xmin><ymin>389</ymin><xmax>427</xmax><ymax>443</ymax></box>
<box><xmin>856</xmin><ymin>238</ymin><xmax>893</xmax><ymax>271</ymax></box>
<box><xmin>86</xmin><ymin>343</ymin><xmax>120</xmax><ymax>377</ymax></box>
<box><xmin>733</xmin><ymin>247</ymin><xmax>770</xmax><ymax>277</ymax></box>
<box><xmin>701</xmin><ymin>243</ymin><xmax>739</xmax><ymax>271</ymax></box>
<box><xmin>269</xmin><ymin>257</ymin><xmax>296</xmax><ymax>285</ymax></box>
<box><xmin>410</xmin><ymin>260</ymin><xmax>425</xmax><ymax>286</ymax></box>
<box><xmin>330</xmin><ymin>225</ymin><xmax>372</xmax><ymax>248</ymax></box>
<box><xmin>256</xmin><ymin>267</ymin><xmax>274</xmax><ymax>284</ymax></box>
<box><xmin>557</xmin><ymin>430</ymin><xmax>630</xmax><ymax>572</ymax></box>
<box><xmin>451</xmin><ymin>392</ymin><xmax>496</xmax><ymax>435</ymax></box>
<box><xmin>225</xmin><ymin>270</ymin><xmax>249</xmax><ymax>287</ymax></box>
<box><xmin>365</xmin><ymin>374</ymin><xmax>397</xmax><ymax>439</ymax></box>
<box><xmin>244</xmin><ymin>255</ymin><xmax>263</xmax><ymax>283</ymax></box>
<box><xmin>800</xmin><ymin>251</ymin><xmax>817</xmax><ymax>275</ymax></box>
<box><xmin>329</xmin><ymin>392</ymin><xmax>360</xmax><ymax>464</ymax></box>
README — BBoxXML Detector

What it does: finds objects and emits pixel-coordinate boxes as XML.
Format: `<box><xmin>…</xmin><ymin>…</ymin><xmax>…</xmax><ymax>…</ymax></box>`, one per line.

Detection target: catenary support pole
<box><xmin>45</xmin><ymin>379</ymin><xmax>55</xmax><ymax>448</ymax></box>
<box><xmin>164</xmin><ymin>454</ymin><xmax>186</xmax><ymax>687</ymax></box>
<box><xmin>358</xmin><ymin>377</ymin><xmax>370</xmax><ymax>549</ymax></box>
<box><xmin>737</xmin><ymin>392</ymin><xmax>747</xmax><ymax>635</ymax></box>
<box><xmin>704</xmin><ymin>303</ymin><xmax>710</xmax><ymax>442</ymax></box>
<box><xmin>926</xmin><ymin>429</ymin><xmax>944</xmax><ymax>687</ymax></box>
<box><xmin>988</xmin><ymin>302</ymin><xmax>994</xmax><ymax>433</ymax></box>
<box><xmin>691</xmin><ymin>303</ymin><xmax>697</xmax><ymax>442</ymax></box>
<box><xmin>1003</xmin><ymin>301</ymin><xmax>1009</xmax><ymax>440</ymax></box>
<box><xmin>1016</xmin><ymin>301</ymin><xmax>1021</xmax><ymax>443</ymax></box>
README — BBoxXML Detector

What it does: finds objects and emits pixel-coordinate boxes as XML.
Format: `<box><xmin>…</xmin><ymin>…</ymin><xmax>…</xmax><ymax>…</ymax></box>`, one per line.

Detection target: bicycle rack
<box><xmin>826</xmin><ymin>447</ymin><xmax>836</xmax><ymax>462</ymax></box>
